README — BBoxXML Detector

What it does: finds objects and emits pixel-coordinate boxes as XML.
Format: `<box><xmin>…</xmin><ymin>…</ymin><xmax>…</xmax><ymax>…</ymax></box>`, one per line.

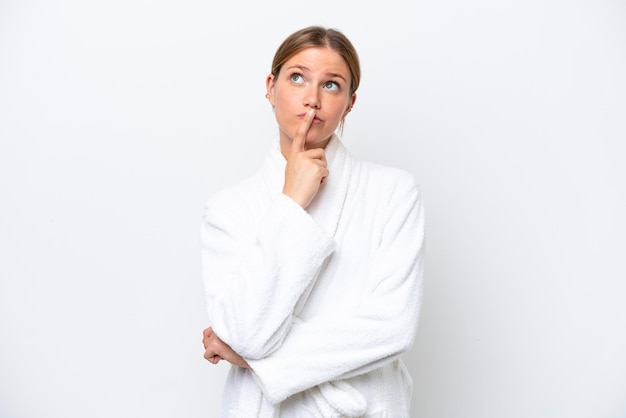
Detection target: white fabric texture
<box><xmin>201</xmin><ymin>135</ymin><xmax>425</xmax><ymax>417</ymax></box>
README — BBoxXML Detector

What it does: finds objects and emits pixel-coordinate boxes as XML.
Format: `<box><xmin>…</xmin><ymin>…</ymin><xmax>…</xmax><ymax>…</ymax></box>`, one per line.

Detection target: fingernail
<box><xmin>307</xmin><ymin>109</ymin><xmax>315</xmax><ymax>116</ymax></box>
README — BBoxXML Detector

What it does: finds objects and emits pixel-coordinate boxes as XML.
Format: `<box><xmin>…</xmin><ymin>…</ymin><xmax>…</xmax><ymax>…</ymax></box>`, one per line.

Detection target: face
<box><xmin>266</xmin><ymin>47</ymin><xmax>356</xmax><ymax>151</ymax></box>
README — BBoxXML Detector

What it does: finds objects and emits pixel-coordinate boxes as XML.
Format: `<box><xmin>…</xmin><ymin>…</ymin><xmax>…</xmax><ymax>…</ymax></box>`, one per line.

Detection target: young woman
<box><xmin>201</xmin><ymin>25</ymin><xmax>425</xmax><ymax>417</ymax></box>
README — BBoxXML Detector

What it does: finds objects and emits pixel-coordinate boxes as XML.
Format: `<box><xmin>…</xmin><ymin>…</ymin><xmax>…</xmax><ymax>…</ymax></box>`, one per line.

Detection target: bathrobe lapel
<box><xmin>244</xmin><ymin>136</ymin><xmax>366</xmax><ymax>417</ymax></box>
<box><xmin>262</xmin><ymin>134</ymin><xmax>352</xmax><ymax>239</ymax></box>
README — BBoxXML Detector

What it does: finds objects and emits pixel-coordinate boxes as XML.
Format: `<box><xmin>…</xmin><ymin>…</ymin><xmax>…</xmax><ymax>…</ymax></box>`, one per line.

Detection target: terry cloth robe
<box><xmin>201</xmin><ymin>134</ymin><xmax>425</xmax><ymax>417</ymax></box>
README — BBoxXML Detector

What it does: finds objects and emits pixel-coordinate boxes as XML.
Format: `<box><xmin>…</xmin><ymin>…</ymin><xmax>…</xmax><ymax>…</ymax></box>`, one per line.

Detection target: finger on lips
<box><xmin>293</xmin><ymin>109</ymin><xmax>315</xmax><ymax>153</ymax></box>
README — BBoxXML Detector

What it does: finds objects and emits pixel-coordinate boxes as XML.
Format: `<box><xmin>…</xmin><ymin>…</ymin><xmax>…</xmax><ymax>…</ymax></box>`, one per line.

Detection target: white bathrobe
<box><xmin>201</xmin><ymin>135</ymin><xmax>425</xmax><ymax>417</ymax></box>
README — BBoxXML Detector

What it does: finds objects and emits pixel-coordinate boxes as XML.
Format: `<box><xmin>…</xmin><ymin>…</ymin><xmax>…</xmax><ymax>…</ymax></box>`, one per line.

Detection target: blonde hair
<box><xmin>271</xmin><ymin>26</ymin><xmax>361</xmax><ymax>95</ymax></box>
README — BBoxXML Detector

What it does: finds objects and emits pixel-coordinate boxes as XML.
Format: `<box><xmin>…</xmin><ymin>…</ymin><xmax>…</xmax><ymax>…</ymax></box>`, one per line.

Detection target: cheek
<box><xmin>330</xmin><ymin>101</ymin><xmax>350</xmax><ymax>121</ymax></box>
<box><xmin>273</xmin><ymin>102</ymin><xmax>292</xmax><ymax>125</ymax></box>
<box><xmin>273</xmin><ymin>93</ymin><xmax>296</xmax><ymax>116</ymax></box>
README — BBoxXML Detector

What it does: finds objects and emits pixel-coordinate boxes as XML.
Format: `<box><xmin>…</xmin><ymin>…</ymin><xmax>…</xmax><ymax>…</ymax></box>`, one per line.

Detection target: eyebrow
<box><xmin>285</xmin><ymin>65</ymin><xmax>348</xmax><ymax>82</ymax></box>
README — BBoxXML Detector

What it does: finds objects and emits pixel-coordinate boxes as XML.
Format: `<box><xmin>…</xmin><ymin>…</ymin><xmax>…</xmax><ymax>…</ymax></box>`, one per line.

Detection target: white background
<box><xmin>1</xmin><ymin>0</ymin><xmax>625</xmax><ymax>417</ymax></box>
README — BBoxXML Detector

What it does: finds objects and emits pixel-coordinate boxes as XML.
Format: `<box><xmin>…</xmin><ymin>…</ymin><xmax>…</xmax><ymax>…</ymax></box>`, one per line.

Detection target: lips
<box><xmin>297</xmin><ymin>113</ymin><xmax>323</xmax><ymax>124</ymax></box>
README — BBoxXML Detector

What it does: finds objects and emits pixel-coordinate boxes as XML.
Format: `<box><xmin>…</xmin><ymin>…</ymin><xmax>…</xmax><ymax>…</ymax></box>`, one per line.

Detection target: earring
<box><xmin>265</xmin><ymin>93</ymin><xmax>270</xmax><ymax>99</ymax></box>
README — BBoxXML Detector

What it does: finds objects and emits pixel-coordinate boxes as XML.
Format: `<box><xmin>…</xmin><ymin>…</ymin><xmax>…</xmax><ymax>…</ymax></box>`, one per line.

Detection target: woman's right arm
<box><xmin>201</xmin><ymin>191</ymin><xmax>335</xmax><ymax>360</ymax></box>
<box><xmin>203</xmin><ymin>109</ymin><xmax>330</xmax><ymax>363</ymax></box>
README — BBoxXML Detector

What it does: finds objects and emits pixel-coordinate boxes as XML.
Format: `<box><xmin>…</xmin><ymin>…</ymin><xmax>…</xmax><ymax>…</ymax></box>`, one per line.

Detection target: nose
<box><xmin>304</xmin><ymin>86</ymin><xmax>321</xmax><ymax>109</ymax></box>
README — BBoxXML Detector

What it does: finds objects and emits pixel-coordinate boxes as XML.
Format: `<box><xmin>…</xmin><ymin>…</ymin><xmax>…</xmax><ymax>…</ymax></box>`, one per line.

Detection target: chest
<box><xmin>300</xmin><ymin>189</ymin><xmax>390</xmax><ymax>316</ymax></box>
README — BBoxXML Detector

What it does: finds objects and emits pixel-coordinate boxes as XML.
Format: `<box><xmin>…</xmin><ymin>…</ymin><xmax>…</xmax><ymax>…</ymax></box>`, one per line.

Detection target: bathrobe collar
<box><xmin>264</xmin><ymin>134</ymin><xmax>353</xmax><ymax>239</ymax></box>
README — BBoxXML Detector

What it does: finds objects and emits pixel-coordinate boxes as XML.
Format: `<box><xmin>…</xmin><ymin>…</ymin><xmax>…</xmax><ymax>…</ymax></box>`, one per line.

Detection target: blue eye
<box><xmin>290</xmin><ymin>73</ymin><xmax>305</xmax><ymax>84</ymax></box>
<box><xmin>323</xmin><ymin>81</ymin><xmax>339</xmax><ymax>91</ymax></box>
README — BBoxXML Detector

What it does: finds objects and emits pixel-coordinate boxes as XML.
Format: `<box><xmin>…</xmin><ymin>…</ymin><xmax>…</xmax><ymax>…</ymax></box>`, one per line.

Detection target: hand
<box><xmin>202</xmin><ymin>327</ymin><xmax>249</xmax><ymax>368</ymax></box>
<box><xmin>282</xmin><ymin>109</ymin><xmax>329</xmax><ymax>208</ymax></box>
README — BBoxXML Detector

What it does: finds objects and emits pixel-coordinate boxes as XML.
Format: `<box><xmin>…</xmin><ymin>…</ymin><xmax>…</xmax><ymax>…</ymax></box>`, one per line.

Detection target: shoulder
<box><xmin>354</xmin><ymin>158</ymin><xmax>421</xmax><ymax>197</ymax></box>
<box><xmin>202</xmin><ymin>174</ymin><xmax>264</xmax><ymax>224</ymax></box>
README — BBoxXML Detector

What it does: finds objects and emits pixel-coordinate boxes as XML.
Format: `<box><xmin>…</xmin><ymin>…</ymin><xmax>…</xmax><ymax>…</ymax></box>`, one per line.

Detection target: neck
<box><xmin>279</xmin><ymin>134</ymin><xmax>333</xmax><ymax>158</ymax></box>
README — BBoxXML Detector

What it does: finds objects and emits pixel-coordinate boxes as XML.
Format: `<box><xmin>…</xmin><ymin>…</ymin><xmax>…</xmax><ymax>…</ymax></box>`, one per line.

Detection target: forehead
<box><xmin>282</xmin><ymin>47</ymin><xmax>350</xmax><ymax>76</ymax></box>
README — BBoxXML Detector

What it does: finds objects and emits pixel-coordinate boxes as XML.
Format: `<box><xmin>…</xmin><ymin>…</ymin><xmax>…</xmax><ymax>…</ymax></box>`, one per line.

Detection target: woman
<box><xmin>201</xmin><ymin>25</ymin><xmax>425</xmax><ymax>417</ymax></box>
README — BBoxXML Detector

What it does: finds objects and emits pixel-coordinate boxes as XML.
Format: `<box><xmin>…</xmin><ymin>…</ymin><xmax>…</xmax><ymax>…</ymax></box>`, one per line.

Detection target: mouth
<box><xmin>298</xmin><ymin>113</ymin><xmax>323</xmax><ymax>124</ymax></box>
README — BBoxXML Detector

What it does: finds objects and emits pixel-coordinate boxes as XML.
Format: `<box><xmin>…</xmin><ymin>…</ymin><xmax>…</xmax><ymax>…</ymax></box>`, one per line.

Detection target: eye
<box><xmin>290</xmin><ymin>73</ymin><xmax>305</xmax><ymax>84</ymax></box>
<box><xmin>323</xmin><ymin>81</ymin><xmax>340</xmax><ymax>92</ymax></box>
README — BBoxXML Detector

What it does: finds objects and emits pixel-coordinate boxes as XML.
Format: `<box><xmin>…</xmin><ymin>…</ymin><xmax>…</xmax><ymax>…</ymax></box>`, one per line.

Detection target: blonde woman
<box><xmin>201</xmin><ymin>26</ymin><xmax>425</xmax><ymax>417</ymax></box>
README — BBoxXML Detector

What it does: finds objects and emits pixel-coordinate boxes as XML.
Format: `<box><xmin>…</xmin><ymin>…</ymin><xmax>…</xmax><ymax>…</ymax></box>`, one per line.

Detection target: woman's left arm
<box><xmin>202</xmin><ymin>326</ymin><xmax>249</xmax><ymax>368</ymax></box>
<box><xmin>247</xmin><ymin>177</ymin><xmax>425</xmax><ymax>404</ymax></box>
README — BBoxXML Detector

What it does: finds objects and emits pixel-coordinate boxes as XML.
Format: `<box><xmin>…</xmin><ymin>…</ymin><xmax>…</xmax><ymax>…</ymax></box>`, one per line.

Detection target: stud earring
<box><xmin>265</xmin><ymin>93</ymin><xmax>270</xmax><ymax>99</ymax></box>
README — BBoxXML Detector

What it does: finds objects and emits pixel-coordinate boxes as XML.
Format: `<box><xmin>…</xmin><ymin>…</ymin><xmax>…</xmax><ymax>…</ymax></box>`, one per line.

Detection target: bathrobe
<box><xmin>201</xmin><ymin>134</ymin><xmax>425</xmax><ymax>417</ymax></box>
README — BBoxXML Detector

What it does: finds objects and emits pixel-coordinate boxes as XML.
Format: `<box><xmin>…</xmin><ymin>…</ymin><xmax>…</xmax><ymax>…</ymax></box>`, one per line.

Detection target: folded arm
<box><xmin>201</xmin><ymin>192</ymin><xmax>335</xmax><ymax>360</ymax></box>
<box><xmin>248</xmin><ymin>182</ymin><xmax>425</xmax><ymax>403</ymax></box>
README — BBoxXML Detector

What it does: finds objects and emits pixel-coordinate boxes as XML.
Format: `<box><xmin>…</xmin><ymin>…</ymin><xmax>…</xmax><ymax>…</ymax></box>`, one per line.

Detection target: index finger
<box><xmin>292</xmin><ymin>109</ymin><xmax>315</xmax><ymax>153</ymax></box>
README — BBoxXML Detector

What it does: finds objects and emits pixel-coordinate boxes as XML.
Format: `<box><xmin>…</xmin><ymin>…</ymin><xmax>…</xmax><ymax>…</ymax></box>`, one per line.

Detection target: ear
<box><xmin>265</xmin><ymin>74</ymin><xmax>276</xmax><ymax>106</ymax></box>
<box><xmin>343</xmin><ymin>93</ymin><xmax>357</xmax><ymax>118</ymax></box>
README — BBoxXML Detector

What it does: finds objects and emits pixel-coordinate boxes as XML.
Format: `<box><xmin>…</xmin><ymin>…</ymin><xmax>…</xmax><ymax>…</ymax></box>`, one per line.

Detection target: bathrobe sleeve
<box><xmin>201</xmin><ymin>189</ymin><xmax>336</xmax><ymax>360</ymax></box>
<box><xmin>247</xmin><ymin>173</ymin><xmax>425</xmax><ymax>404</ymax></box>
